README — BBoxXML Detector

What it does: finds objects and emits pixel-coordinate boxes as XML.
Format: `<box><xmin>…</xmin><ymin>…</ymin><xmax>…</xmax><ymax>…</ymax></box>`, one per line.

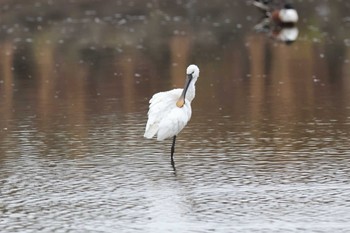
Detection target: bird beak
<box><xmin>176</xmin><ymin>73</ymin><xmax>193</xmax><ymax>108</ymax></box>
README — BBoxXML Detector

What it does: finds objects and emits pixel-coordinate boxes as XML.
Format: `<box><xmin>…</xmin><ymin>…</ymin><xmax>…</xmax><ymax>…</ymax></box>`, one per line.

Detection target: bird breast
<box><xmin>156</xmin><ymin>103</ymin><xmax>192</xmax><ymax>141</ymax></box>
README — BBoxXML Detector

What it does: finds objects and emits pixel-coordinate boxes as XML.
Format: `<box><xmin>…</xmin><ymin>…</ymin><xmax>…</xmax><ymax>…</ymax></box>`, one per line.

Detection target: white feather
<box><xmin>144</xmin><ymin>64</ymin><xmax>199</xmax><ymax>141</ymax></box>
<box><xmin>144</xmin><ymin>89</ymin><xmax>182</xmax><ymax>139</ymax></box>
<box><xmin>279</xmin><ymin>9</ymin><xmax>299</xmax><ymax>23</ymax></box>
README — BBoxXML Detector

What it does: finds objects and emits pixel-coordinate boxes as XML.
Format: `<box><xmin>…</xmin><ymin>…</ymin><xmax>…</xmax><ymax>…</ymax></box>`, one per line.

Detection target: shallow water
<box><xmin>1</xmin><ymin>0</ymin><xmax>350</xmax><ymax>232</ymax></box>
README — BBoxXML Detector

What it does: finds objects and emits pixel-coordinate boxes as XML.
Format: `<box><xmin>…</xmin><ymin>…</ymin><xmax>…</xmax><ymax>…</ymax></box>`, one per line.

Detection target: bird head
<box><xmin>186</xmin><ymin>64</ymin><xmax>200</xmax><ymax>80</ymax></box>
<box><xmin>176</xmin><ymin>64</ymin><xmax>200</xmax><ymax>108</ymax></box>
<box><xmin>284</xmin><ymin>3</ymin><xmax>294</xmax><ymax>9</ymax></box>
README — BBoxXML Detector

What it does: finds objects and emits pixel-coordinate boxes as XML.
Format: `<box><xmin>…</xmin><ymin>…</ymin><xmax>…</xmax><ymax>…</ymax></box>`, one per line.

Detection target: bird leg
<box><xmin>171</xmin><ymin>136</ymin><xmax>176</xmax><ymax>170</ymax></box>
<box><xmin>171</xmin><ymin>136</ymin><xmax>176</xmax><ymax>160</ymax></box>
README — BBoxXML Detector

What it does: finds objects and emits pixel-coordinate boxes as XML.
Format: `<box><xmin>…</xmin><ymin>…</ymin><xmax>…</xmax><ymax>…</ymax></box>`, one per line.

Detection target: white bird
<box><xmin>144</xmin><ymin>64</ymin><xmax>200</xmax><ymax>163</ymax></box>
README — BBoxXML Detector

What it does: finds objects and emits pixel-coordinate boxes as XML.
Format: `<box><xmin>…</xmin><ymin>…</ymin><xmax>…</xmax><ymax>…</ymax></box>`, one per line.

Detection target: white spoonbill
<box><xmin>144</xmin><ymin>64</ymin><xmax>200</xmax><ymax>163</ymax></box>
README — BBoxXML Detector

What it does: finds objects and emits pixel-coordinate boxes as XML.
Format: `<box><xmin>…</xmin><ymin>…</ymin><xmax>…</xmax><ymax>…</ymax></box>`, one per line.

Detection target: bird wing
<box><xmin>144</xmin><ymin>88</ymin><xmax>183</xmax><ymax>139</ymax></box>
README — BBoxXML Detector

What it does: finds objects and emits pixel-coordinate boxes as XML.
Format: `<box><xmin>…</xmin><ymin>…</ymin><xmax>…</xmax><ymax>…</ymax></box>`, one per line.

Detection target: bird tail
<box><xmin>144</xmin><ymin>124</ymin><xmax>158</xmax><ymax>139</ymax></box>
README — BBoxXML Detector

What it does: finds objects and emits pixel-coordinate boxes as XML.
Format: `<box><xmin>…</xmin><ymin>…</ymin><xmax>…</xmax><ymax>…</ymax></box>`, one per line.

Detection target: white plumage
<box><xmin>144</xmin><ymin>64</ymin><xmax>200</xmax><ymax>162</ymax></box>
<box><xmin>144</xmin><ymin>89</ymin><xmax>192</xmax><ymax>140</ymax></box>
<box><xmin>253</xmin><ymin>1</ymin><xmax>299</xmax><ymax>25</ymax></box>
<box><xmin>279</xmin><ymin>8</ymin><xmax>299</xmax><ymax>23</ymax></box>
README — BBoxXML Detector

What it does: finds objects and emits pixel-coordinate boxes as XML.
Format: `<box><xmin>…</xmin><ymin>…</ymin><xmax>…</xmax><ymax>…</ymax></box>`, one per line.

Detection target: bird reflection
<box><xmin>252</xmin><ymin>0</ymin><xmax>299</xmax><ymax>44</ymax></box>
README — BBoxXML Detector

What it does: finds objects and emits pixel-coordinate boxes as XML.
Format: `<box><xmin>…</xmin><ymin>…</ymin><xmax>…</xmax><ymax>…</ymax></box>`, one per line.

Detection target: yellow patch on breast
<box><xmin>176</xmin><ymin>99</ymin><xmax>185</xmax><ymax>108</ymax></box>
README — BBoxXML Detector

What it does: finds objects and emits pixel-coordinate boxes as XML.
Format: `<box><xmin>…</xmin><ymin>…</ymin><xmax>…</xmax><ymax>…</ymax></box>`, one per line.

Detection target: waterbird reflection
<box><xmin>254</xmin><ymin>18</ymin><xmax>299</xmax><ymax>44</ymax></box>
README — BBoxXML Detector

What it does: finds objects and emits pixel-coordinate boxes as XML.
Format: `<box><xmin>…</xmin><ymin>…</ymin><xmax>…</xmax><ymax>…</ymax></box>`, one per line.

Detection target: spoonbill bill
<box><xmin>144</xmin><ymin>64</ymin><xmax>200</xmax><ymax>164</ymax></box>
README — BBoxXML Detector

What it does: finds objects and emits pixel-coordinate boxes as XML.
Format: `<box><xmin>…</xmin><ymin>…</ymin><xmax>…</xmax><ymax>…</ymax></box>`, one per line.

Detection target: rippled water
<box><xmin>1</xmin><ymin>97</ymin><xmax>350</xmax><ymax>232</ymax></box>
<box><xmin>1</xmin><ymin>0</ymin><xmax>350</xmax><ymax>232</ymax></box>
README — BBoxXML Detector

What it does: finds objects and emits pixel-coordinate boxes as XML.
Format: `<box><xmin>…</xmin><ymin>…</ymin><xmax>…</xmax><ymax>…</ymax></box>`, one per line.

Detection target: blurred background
<box><xmin>0</xmin><ymin>0</ymin><xmax>350</xmax><ymax>134</ymax></box>
<box><xmin>0</xmin><ymin>0</ymin><xmax>349</xmax><ymax>129</ymax></box>
<box><xmin>1</xmin><ymin>0</ymin><xmax>350</xmax><ymax>232</ymax></box>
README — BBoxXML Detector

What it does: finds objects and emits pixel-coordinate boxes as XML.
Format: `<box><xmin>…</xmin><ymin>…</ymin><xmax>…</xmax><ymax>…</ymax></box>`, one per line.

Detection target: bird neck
<box><xmin>185</xmin><ymin>81</ymin><xmax>196</xmax><ymax>102</ymax></box>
